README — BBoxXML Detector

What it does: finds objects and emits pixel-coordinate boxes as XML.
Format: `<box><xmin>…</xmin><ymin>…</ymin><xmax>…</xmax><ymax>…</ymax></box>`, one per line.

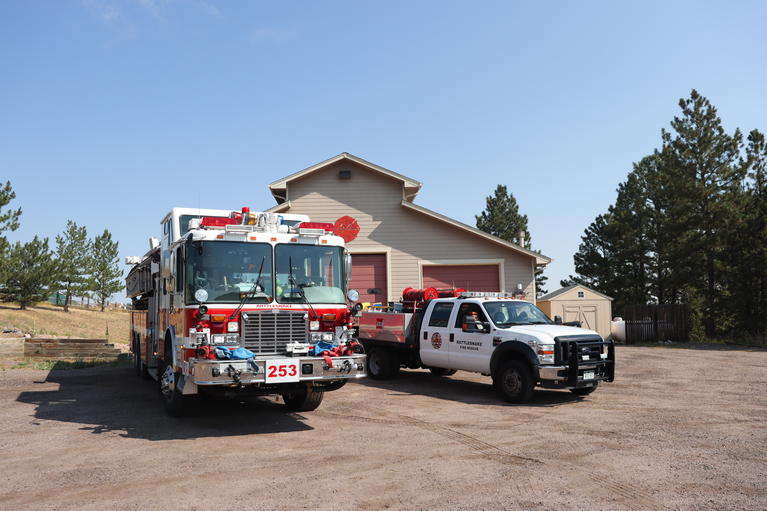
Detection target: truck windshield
<box><xmin>484</xmin><ymin>301</ymin><xmax>553</xmax><ymax>327</ymax></box>
<box><xmin>185</xmin><ymin>241</ymin><xmax>273</xmax><ymax>304</ymax></box>
<box><xmin>275</xmin><ymin>244</ymin><xmax>346</xmax><ymax>304</ymax></box>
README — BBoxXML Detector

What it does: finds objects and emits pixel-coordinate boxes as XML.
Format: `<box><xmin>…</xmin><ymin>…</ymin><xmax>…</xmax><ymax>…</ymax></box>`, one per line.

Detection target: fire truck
<box><xmin>126</xmin><ymin>207</ymin><xmax>366</xmax><ymax>416</ymax></box>
<box><xmin>356</xmin><ymin>288</ymin><xmax>615</xmax><ymax>403</ymax></box>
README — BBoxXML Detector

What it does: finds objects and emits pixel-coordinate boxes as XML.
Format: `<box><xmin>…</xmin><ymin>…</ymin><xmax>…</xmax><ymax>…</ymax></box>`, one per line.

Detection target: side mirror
<box><xmin>344</xmin><ymin>251</ymin><xmax>353</xmax><ymax>282</ymax></box>
<box><xmin>554</xmin><ymin>315</ymin><xmax>562</xmax><ymax>325</ymax></box>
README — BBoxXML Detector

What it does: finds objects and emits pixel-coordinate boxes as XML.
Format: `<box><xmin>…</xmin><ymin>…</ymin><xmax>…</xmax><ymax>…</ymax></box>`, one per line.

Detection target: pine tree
<box><xmin>55</xmin><ymin>220</ymin><xmax>91</xmax><ymax>312</ymax></box>
<box><xmin>661</xmin><ymin>89</ymin><xmax>745</xmax><ymax>336</ymax></box>
<box><xmin>475</xmin><ymin>184</ymin><xmax>548</xmax><ymax>296</ymax></box>
<box><xmin>90</xmin><ymin>229</ymin><xmax>123</xmax><ymax>312</ymax></box>
<box><xmin>0</xmin><ymin>181</ymin><xmax>22</xmax><ymax>273</ymax></box>
<box><xmin>1</xmin><ymin>237</ymin><xmax>57</xmax><ymax>309</ymax></box>
<box><xmin>726</xmin><ymin>130</ymin><xmax>767</xmax><ymax>338</ymax></box>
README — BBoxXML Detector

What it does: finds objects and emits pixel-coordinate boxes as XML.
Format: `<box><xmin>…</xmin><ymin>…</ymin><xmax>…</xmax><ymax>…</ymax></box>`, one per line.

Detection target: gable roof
<box><xmin>401</xmin><ymin>200</ymin><xmax>551</xmax><ymax>265</ymax></box>
<box><xmin>269</xmin><ymin>152</ymin><xmax>422</xmax><ymax>204</ymax></box>
<box><xmin>538</xmin><ymin>284</ymin><xmax>613</xmax><ymax>301</ymax></box>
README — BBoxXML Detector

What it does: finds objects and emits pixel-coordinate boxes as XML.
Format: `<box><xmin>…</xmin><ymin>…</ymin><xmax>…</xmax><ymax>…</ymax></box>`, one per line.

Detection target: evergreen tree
<box><xmin>475</xmin><ymin>184</ymin><xmax>548</xmax><ymax>296</ymax></box>
<box><xmin>660</xmin><ymin>90</ymin><xmax>744</xmax><ymax>335</ymax></box>
<box><xmin>1</xmin><ymin>236</ymin><xmax>57</xmax><ymax>309</ymax></box>
<box><xmin>55</xmin><ymin>220</ymin><xmax>91</xmax><ymax>312</ymax></box>
<box><xmin>726</xmin><ymin>130</ymin><xmax>767</xmax><ymax>337</ymax></box>
<box><xmin>90</xmin><ymin>229</ymin><xmax>123</xmax><ymax>312</ymax></box>
<box><xmin>0</xmin><ymin>181</ymin><xmax>22</xmax><ymax>273</ymax></box>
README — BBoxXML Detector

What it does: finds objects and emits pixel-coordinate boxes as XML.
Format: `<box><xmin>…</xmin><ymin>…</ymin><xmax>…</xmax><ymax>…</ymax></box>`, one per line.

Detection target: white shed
<box><xmin>537</xmin><ymin>285</ymin><xmax>613</xmax><ymax>339</ymax></box>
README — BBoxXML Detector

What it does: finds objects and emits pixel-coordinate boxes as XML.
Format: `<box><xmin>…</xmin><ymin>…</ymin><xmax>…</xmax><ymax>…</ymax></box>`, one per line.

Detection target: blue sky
<box><xmin>2</xmin><ymin>0</ymin><xmax>766</xmax><ymax>297</ymax></box>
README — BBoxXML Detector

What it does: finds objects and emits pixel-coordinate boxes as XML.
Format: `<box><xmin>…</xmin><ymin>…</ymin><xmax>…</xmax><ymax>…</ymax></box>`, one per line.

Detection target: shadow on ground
<box><xmin>15</xmin><ymin>365</ymin><xmax>313</xmax><ymax>440</ymax></box>
<box><xmin>356</xmin><ymin>369</ymin><xmax>583</xmax><ymax>407</ymax></box>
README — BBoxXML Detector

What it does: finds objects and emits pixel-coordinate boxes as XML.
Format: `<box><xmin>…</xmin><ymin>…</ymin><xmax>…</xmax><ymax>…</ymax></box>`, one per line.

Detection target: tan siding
<box><xmin>282</xmin><ymin>161</ymin><xmax>537</xmax><ymax>302</ymax></box>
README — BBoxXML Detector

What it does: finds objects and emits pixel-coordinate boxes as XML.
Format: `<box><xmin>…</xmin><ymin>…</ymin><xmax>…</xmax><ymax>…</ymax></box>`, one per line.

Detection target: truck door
<box><xmin>449</xmin><ymin>302</ymin><xmax>493</xmax><ymax>373</ymax></box>
<box><xmin>419</xmin><ymin>301</ymin><xmax>454</xmax><ymax>369</ymax></box>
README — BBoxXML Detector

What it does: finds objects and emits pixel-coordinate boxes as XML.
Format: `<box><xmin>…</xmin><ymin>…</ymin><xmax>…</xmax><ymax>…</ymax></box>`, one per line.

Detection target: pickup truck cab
<box><xmin>357</xmin><ymin>293</ymin><xmax>615</xmax><ymax>403</ymax></box>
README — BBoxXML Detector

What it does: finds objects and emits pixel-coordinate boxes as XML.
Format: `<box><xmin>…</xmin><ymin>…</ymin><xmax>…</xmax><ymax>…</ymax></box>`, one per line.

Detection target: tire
<box><xmin>283</xmin><ymin>387</ymin><xmax>324</xmax><ymax>412</ymax></box>
<box><xmin>429</xmin><ymin>367</ymin><xmax>457</xmax><ymax>377</ymax></box>
<box><xmin>570</xmin><ymin>382</ymin><xmax>599</xmax><ymax>396</ymax></box>
<box><xmin>160</xmin><ymin>366</ymin><xmax>196</xmax><ymax>417</ymax></box>
<box><xmin>367</xmin><ymin>348</ymin><xmax>398</xmax><ymax>380</ymax></box>
<box><xmin>494</xmin><ymin>360</ymin><xmax>534</xmax><ymax>403</ymax></box>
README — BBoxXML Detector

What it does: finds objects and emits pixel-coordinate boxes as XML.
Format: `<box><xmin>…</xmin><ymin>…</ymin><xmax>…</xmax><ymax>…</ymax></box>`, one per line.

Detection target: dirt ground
<box><xmin>0</xmin><ymin>346</ymin><xmax>765</xmax><ymax>511</ymax></box>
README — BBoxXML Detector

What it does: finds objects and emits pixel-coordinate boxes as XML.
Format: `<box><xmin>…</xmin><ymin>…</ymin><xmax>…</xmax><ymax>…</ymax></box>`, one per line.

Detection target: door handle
<box><xmin>423</xmin><ymin>331</ymin><xmax>428</xmax><ymax>340</ymax></box>
<box><xmin>449</xmin><ymin>333</ymin><xmax>454</xmax><ymax>342</ymax></box>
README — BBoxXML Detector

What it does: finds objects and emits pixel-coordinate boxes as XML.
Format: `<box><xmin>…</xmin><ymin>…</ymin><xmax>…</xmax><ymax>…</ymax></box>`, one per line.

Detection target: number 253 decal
<box><xmin>268</xmin><ymin>365</ymin><xmax>298</xmax><ymax>378</ymax></box>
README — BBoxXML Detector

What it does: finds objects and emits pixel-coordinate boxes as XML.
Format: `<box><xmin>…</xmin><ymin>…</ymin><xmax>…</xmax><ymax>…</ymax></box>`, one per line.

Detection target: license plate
<box><xmin>583</xmin><ymin>370</ymin><xmax>595</xmax><ymax>380</ymax></box>
<box><xmin>265</xmin><ymin>359</ymin><xmax>301</xmax><ymax>383</ymax></box>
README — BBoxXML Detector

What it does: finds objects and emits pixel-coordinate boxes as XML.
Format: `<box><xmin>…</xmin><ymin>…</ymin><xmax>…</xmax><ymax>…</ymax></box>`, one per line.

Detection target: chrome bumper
<box><xmin>185</xmin><ymin>354</ymin><xmax>367</xmax><ymax>387</ymax></box>
<box><xmin>538</xmin><ymin>361</ymin><xmax>612</xmax><ymax>386</ymax></box>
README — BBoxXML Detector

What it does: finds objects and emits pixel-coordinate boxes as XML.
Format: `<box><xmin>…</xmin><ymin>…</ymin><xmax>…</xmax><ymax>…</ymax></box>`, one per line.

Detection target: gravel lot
<box><xmin>0</xmin><ymin>346</ymin><xmax>765</xmax><ymax>510</ymax></box>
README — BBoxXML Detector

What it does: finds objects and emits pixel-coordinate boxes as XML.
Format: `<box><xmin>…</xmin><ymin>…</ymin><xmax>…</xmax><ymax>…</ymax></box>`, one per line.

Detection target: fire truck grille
<box><xmin>240</xmin><ymin>311</ymin><xmax>307</xmax><ymax>355</ymax></box>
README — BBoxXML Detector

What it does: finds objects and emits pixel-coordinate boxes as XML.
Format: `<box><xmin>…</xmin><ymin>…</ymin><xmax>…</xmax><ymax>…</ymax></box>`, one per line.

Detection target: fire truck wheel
<box><xmin>494</xmin><ymin>360</ymin><xmax>534</xmax><ymax>403</ymax></box>
<box><xmin>367</xmin><ymin>348</ymin><xmax>398</xmax><ymax>380</ymax></box>
<box><xmin>428</xmin><ymin>368</ymin><xmax>457</xmax><ymax>377</ymax></box>
<box><xmin>160</xmin><ymin>367</ymin><xmax>196</xmax><ymax>417</ymax></box>
<box><xmin>570</xmin><ymin>382</ymin><xmax>599</xmax><ymax>396</ymax></box>
<box><xmin>282</xmin><ymin>387</ymin><xmax>324</xmax><ymax>412</ymax></box>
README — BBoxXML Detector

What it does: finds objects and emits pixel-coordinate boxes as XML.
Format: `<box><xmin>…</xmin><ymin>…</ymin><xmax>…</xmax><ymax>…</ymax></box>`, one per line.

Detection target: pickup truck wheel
<box><xmin>160</xmin><ymin>367</ymin><xmax>196</xmax><ymax>417</ymax></box>
<box><xmin>494</xmin><ymin>360</ymin><xmax>534</xmax><ymax>403</ymax></box>
<box><xmin>570</xmin><ymin>382</ymin><xmax>599</xmax><ymax>396</ymax></box>
<box><xmin>367</xmin><ymin>348</ymin><xmax>397</xmax><ymax>380</ymax></box>
<box><xmin>283</xmin><ymin>387</ymin><xmax>324</xmax><ymax>411</ymax></box>
<box><xmin>429</xmin><ymin>368</ymin><xmax>457</xmax><ymax>377</ymax></box>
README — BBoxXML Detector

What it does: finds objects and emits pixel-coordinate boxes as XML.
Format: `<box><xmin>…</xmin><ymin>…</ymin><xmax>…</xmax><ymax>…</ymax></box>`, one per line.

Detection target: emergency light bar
<box><xmin>459</xmin><ymin>291</ymin><xmax>516</xmax><ymax>299</ymax></box>
<box><xmin>297</xmin><ymin>222</ymin><xmax>334</xmax><ymax>236</ymax></box>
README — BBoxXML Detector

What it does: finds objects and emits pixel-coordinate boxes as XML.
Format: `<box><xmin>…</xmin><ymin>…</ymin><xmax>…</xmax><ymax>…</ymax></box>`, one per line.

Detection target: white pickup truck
<box><xmin>356</xmin><ymin>292</ymin><xmax>615</xmax><ymax>403</ymax></box>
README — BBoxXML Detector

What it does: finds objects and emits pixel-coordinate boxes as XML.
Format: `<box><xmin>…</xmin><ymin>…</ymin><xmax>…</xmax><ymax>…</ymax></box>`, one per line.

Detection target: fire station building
<box><xmin>266</xmin><ymin>153</ymin><xmax>550</xmax><ymax>305</ymax></box>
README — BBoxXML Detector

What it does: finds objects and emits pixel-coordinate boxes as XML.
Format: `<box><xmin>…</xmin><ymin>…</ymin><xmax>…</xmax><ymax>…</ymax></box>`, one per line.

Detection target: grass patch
<box><xmin>0</xmin><ymin>303</ymin><xmax>130</xmax><ymax>343</ymax></box>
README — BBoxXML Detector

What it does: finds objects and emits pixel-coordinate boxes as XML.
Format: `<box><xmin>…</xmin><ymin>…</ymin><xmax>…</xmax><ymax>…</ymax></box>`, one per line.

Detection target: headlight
<box><xmin>194</xmin><ymin>332</ymin><xmax>208</xmax><ymax>344</ymax></box>
<box><xmin>528</xmin><ymin>340</ymin><xmax>555</xmax><ymax>364</ymax></box>
<box><xmin>226</xmin><ymin>322</ymin><xmax>239</xmax><ymax>333</ymax></box>
<box><xmin>309</xmin><ymin>320</ymin><xmax>320</xmax><ymax>331</ymax></box>
<box><xmin>212</xmin><ymin>333</ymin><xmax>239</xmax><ymax>345</ymax></box>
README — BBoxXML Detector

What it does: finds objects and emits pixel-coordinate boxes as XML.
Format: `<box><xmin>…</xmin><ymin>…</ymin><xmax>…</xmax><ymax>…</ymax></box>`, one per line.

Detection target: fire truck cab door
<box><xmin>448</xmin><ymin>303</ymin><xmax>493</xmax><ymax>373</ymax></box>
<box><xmin>419</xmin><ymin>301</ymin><xmax>454</xmax><ymax>369</ymax></box>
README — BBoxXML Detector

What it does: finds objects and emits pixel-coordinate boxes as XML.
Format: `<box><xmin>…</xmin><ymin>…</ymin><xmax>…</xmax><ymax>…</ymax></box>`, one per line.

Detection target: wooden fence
<box><xmin>623</xmin><ymin>304</ymin><xmax>690</xmax><ymax>344</ymax></box>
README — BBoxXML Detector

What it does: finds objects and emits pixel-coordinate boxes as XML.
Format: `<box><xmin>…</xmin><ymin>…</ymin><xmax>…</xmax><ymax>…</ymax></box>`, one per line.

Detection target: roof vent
<box><xmin>338</xmin><ymin>169</ymin><xmax>352</xmax><ymax>179</ymax></box>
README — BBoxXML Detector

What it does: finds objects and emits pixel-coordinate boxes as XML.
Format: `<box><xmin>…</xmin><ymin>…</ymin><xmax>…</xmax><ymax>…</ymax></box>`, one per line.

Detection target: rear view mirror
<box><xmin>554</xmin><ymin>315</ymin><xmax>562</xmax><ymax>325</ymax></box>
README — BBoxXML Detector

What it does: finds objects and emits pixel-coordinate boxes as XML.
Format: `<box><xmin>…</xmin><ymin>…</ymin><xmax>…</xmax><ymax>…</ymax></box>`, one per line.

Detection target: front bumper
<box><xmin>538</xmin><ymin>338</ymin><xmax>615</xmax><ymax>388</ymax></box>
<box><xmin>183</xmin><ymin>354</ymin><xmax>367</xmax><ymax>387</ymax></box>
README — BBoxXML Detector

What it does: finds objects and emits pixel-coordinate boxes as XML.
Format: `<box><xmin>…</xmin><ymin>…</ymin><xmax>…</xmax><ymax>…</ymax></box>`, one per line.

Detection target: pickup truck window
<box><xmin>428</xmin><ymin>302</ymin><xmax>454</xmax><ymax>327</ymax></box>
<box><xmin>485</xmin><ymin>301</ymin><xmax>553</xmax><ymax>327</ymax></box>
<box><xmin>454</xmin><ymin>303</ymin><xmax>488</xmax><ymax>328</ymax></box>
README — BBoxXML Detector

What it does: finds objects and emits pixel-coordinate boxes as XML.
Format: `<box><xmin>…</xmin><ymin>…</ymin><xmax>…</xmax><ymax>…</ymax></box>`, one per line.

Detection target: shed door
<box><xmin>349</xmin><ymin>254</ymin><xmax>387</xmax><ymax>304</ymax></box>
<box><xmin>422</xmin><ymin>265</ymin><xmax>500</xmax><ymax>292</ymax></box>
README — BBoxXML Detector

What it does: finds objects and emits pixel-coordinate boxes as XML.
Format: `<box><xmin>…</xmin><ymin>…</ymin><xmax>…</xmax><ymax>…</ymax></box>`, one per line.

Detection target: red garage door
<box><xmin>349</xmin><ymin>254</ymin><xmax>388</xmax><ymax>304</ymax></box>
<box><xmin>422</xmin><ymin>265</ymin><xmax>500</xmax><ymax>292</ymax></box>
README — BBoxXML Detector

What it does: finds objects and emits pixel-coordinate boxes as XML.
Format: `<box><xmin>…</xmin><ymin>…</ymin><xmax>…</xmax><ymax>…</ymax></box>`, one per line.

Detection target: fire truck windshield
<box><xmin>484</xmin><ymin>301</ymin><xmax>553</xmax><ymax>327</ymax></box>
<box><xmin>275</xmin><ymin>244</ymin><xmax>346</xmax><ymax>304</ymax></box>
<box><xmin>185</xmin><ymin>241</ymin><xmax>273</xmax><ymax>304</ymax></box>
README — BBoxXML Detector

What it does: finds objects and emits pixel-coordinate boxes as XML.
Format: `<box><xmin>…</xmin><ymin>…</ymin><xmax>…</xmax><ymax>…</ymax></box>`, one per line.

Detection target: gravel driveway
<box><xmin>0</xmin><ymin>345</ymin><xmax>765</xmax><ymax>510</ymax></box>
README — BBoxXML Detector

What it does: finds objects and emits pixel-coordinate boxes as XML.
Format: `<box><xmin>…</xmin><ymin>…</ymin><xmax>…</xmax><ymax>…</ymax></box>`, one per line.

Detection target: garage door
<box><xmin>349</xmin><ymin>254</ymin><xmax>388</xmax><ymax>304</ymax></box>
<box><xmin>422</xmin><ymin>265</ymin><xmax>500</xmax><ymax>292</ymax></box>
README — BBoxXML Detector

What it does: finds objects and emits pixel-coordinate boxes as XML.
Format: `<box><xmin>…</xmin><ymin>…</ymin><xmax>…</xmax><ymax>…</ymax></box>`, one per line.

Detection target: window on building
<box><xmin>577</xmin><ymin>291</ymin><xmax>584</xmax><ymax>298</ymax></box>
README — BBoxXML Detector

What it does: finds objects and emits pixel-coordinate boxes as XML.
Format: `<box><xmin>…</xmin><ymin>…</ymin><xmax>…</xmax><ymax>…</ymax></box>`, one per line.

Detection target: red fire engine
<box><xmin>126</xmin><ymin>207</ymin><xmax>366</xmax><ymax>415</ymax></box>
